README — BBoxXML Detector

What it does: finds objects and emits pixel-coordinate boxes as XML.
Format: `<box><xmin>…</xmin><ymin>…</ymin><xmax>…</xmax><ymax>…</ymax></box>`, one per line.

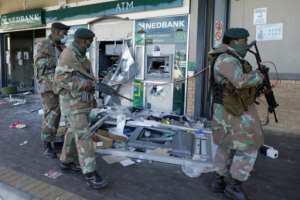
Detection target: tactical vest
<box><xmin>210</xmin><ymin>51</ymin><xmax>256</xmax><ymax>116</ymax></box>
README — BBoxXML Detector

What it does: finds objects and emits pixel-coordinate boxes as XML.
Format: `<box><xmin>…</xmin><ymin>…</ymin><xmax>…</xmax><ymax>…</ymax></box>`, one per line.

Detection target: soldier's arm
<box><xmin>34</xmin><ymin>42</ymin><xmax>49</xmax><ymax>80</ymax></box>
<box><xmin>216</xmin><ymin>56</ymin><xmax>263</xmax><ymax>89</ymax></box>
<box><xmin>54</xmin><ymin>54</ymin><xmax>92</xmax><ymax>92</ymax></box>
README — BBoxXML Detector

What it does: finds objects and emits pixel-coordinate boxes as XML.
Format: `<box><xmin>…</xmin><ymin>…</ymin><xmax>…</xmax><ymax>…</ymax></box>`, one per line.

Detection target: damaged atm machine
<box><xmin>90</xmin><ymin>15</ymin><xmax>215</xmax><ymax>177</ymax></box>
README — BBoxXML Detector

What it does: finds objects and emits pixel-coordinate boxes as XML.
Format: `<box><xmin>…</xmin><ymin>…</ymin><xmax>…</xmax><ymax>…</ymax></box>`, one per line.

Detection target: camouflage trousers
<box><xmin>60</xmin><ymin>112</ymin><xmax>96</xmax><ymax>174</ymax></box>
<box><xmin>214</xmin><ymin>145</ymin><xmax>258</xmax><ymax>182</ymax></box>
<box><xmin>41</xmin><ymin>91</ymin><xmax>61</xmax><ymax>142</ymax></box>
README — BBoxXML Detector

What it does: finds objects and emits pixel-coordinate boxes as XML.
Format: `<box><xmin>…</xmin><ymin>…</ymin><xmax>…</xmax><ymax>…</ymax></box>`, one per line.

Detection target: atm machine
<box><xmin>143</xmin><ymin>44</ymin><xmax>175</xmax><ymax>112</ymax></box>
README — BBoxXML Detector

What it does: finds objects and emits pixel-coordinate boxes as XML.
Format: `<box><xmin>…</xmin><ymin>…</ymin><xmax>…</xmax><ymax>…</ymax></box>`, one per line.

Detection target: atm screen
<box><xmin>147</xmin><ymin>56</ymin><xmax>170</xmax><ymax>74</ymax></box>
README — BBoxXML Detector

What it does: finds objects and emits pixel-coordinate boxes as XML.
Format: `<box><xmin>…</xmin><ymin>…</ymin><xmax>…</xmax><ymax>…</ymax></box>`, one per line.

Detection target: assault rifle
<box><xmin>248</xmin><ymin>41</ymin><xmax>279</xmax><ymax>123</ymax></box>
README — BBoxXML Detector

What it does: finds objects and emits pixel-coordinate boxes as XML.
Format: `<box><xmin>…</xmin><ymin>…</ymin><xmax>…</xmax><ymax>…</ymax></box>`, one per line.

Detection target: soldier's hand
<box><xmin>82</xmin><ymin>80</ymin><xmax>95</xmax><ymax>92</ymax></box>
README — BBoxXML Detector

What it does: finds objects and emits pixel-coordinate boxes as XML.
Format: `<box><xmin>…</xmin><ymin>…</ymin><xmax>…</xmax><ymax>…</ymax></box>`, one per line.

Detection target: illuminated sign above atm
<box><xmin>136</xmin><ymin>16</ymin><xmax>188</xmax><ymax>34</ymax></box>
<box><xmin>137</xmin><ymin>20</ymin><xmax>186</xmax><ymax>32</ymax></box>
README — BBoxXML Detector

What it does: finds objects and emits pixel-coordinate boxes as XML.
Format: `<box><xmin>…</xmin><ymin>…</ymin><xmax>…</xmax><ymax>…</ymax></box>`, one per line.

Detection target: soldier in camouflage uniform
<box><xmin>54</xmin><ymin>28</ymin><xmax>108</xmax><ymax>189</ymax></box>
<box><xmin>34</xmin><ymin>22</ymin><xmax>70</xmax><ymax>158</ymax></box>
<box><xmin>209</xmin><ymin>28</ymin><xmax>264</xmax><ymax>200</ymax></box>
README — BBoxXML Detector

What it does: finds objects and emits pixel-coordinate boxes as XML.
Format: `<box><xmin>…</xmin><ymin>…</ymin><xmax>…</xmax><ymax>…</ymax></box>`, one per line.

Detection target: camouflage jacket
<box><xmin>54</xmin><ymin>42</ymin><xmax>95</xmax><ymax>116</ymax></box>
<box><xmin>210</xmin><ymin>45</ymin><xmax>264</xmax><ymax>151</ymax></box>
<box><xmin>34</xmin><ymin>36</ymin><xmax>64</xmax><ymax>93</ymax></box>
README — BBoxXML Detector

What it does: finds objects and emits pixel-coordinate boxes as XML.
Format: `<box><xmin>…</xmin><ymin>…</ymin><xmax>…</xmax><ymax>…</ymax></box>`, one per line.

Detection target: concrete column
<box><xmin>187</xmin><ymin>0</ymin><xmax>214</xmax><ymax>119</ymax></box>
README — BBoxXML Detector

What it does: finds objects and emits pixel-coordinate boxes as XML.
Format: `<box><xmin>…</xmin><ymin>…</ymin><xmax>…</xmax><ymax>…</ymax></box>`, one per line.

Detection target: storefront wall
<box><xmin>230</xmin><ymin>0</ymin><xmax>300</xmax><ymax>132</ymax></box>
<box><xmin>51</xmin><ymin>0</ymin><xmax>191</xmax><ymax>114</ymax></box>
<box><xmin>87</xmin><ymin>1</ymin><xmax>190</xmax><ymax>114</ymax></box>
<box><xmin>1</xmin><ymin>0</ymin><xmax>210</xmax><ymax>116</ymax></box>
<box><xmin>0</xmin><ymin>8</ymin><xmax>47</xmax><ymax>90</ymax></box>
<box><xmin>230</xmin><ymin>0</ymin><xmax>300</xmax><ymax>78</ymax></box>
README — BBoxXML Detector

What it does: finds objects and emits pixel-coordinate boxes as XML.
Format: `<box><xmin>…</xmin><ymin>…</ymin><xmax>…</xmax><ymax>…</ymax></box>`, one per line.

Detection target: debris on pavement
<box><xmin>102</xmin><ymin>155</ymin><xmax>128</xmax><ymax>164</ymax></box>
<box><xmin>12</xmin><ymin>99</ymin><xmax>26</xmax><ymax>106</ymax></box>
<box><xmin>0</xmin><ymin>100</ymin><xmax>8</xmax><ymax>105</ymax></box>
<box><xmin>21</xmin><ymin>91</ymin><xmax>32</xmax><ymax>95</ymax></box>
<box><xmin>260</xmin><ymin>144</ymin><xmax>279</xmax><ymax>159</ymax></box>
<box><xmin>147</xmin><ymin>148</ymin><xmax>170</xmax><ymax>156</ymax></box>
<box><xmin>30</xmin><ymin>108</ymin><xmax>41</xmax><ymax>113</ymax></box>
<box><xmin>19</xmin><ymin>140</ymin><xmax>28</xmax><ymax>146</ymax></box>
<box><xmin>120</xmin><ymin>159</ymin><xmax>135</xmax><ymax>167</ymax></box>
<box><xmin>44</xmin><ymin>169</ymin><xmax>62</xmax><ymax>179</ymax></box>
<box><xmin>38</xmin><ymin>109</ymin><xmax>44</xmax><ymax>115</ymax></box>
<box><xmin>93</xmin><ymin>133</ymin><xmax>113</xmax><ymax>149</ymax></box>
<box><xmin>89</xmin><ymin>106</ymin><xmax>214</xmax><ymax>177</ymax></box>
<box><xmin>9</xmin><ymin>121</ymin><xmax>27</xmax><ymax>129</ymax></box>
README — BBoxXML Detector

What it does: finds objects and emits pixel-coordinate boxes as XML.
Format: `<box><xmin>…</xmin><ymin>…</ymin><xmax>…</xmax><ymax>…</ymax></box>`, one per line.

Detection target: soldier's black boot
<box><xmin>84</xmin><ymin>171</ymin><xmax>108</xmax><ymax>189</ymax></box>
<box><xmin>224</xmin><ymin>178</ymin><xmax>249</xmax><ymax>200</ymax></box>
<box><xmin>211</xmin><ymin>173</ymin><xmax>226</xmax><ymax>193</ymax></box>
<box><xmin>60</xmin><ymin>162</ymin><xmax>81</xmax><ymax>173</ymax></box>
<box><xmin>43</xmin><ymin>141</ymin><xmax>57</xmax><ymax>158</ymax></box>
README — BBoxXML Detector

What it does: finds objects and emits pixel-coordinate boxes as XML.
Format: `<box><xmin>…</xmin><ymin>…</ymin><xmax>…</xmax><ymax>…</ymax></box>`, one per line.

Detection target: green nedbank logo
<box><xmin>0</xmin><ymin>13</ymin><xmax>41</xmax><ymax>25</ymax></box>
<box><xmin>137</xmin><ymin>20</ymin><xmax>185</xmax><ymax>31</ymax></box>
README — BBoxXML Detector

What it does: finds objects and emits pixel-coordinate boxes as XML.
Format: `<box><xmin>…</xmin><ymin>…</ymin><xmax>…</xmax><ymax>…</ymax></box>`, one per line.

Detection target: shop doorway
<box><xmin>4</xmin><ymin>29</ymin><xmax>45</xmax><ymax>92</ymax></box>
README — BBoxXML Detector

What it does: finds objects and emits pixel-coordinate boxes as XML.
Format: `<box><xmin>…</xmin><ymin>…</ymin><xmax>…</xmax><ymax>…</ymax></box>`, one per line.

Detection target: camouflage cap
<box><xmin>51</xmin><ymin>22</ymin><xmax>70</xmax><ymax>31</ymax></box>
<box><xmin>224</xmin><ymin>28</ymin><xmax>250</xmax><ymax>39</ymax></box>
<box><xmin>74</xmin><ymin>28</ymin><xmax>95</xmax><ymax>40</ymax></box>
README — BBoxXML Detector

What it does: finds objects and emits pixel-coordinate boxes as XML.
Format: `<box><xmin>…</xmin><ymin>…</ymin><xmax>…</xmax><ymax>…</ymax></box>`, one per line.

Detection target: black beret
<box><xmin>224</xmin><ymin>28</ymin><xmax>250</xmax><ymax>39</ymax></box>
<box><xmin>74</xmin><ymin>28</ymin><xmax>95</xmax><ymax>39</ymax></box>
<box><xmin>51</xmin><ymin>22</ymin><xmax>70</xmax><ymax>31</ymax></box>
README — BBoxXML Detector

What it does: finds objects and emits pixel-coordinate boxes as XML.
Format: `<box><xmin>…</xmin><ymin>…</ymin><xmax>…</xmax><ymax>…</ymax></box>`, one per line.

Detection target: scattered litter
<box><xmin>15</xmin><ymin>111</ymin><xmax>31</xmax><ymax>115</ymax></box>
<box><xmin>0</xmin><ymin>100</ymin><xmax>8</xmax><ymax>105</ymax></box>
<box><xmin>22</xmin><ymin>91</ymin><xmax>32</xmax><ymax>95</ymax></box>
<box><xmin>19</xmin><ymin>140</ymin><xmax>28</xmax><ymax>146</ymax></box>
<box><xmin>181</xmin><ymin>161</ymin><xmax>204</xmax><ymax>178</ymax></box>
<box><xmin>108</xmin><ymin>114</ymin><xmax>128</xmax><ymax>139</ymax></box>
<box><xmin>147</xmin><ymin>148</ymin><xmax>170</xmax><ymax>156</ymax></box>
<box><xmin>12</xmin><ymin>99</ymin><xmax>26</xmax><ymax>106</ymax></box>
<box><xmin>44</xmin><ymin>169</ymin><xmax>62</xmax><ymax>179</ymax></box>
<box><xmin>9</xmin><ymin>121</ymin><xmax>27</xmax><ymax>129</ymax></box>
<box><xmin>260</xmin><ymin>144</ymin><xmax>279</xmax><ymax>159</ymax></box>
<box><xmin>102</xmin><ymin>155</ymin><xmax>128</xmax><ymax>164</ymax></box>
<box><xmin>30</xmin><ymin>108</ymin><xmax>41</xmax><ymax>113</ymax></box>
<box><xmin>90</xmin><ymin>106</ymin><xmax>213</xmax><ymax>177</ymax></box>
<box><xmin>38</xmin><ymin>109</ymin><xmax>44</xmax><ymax>115</ymax></box>
<box><xmin>120</xmin><ymin>159</ymin><xmax>135</xmax><ymax>167</ymax></box>
<box><xmin>93</xmin><ymin>130</ymin><xmax>114</xmax><ymax>148</ymax></box>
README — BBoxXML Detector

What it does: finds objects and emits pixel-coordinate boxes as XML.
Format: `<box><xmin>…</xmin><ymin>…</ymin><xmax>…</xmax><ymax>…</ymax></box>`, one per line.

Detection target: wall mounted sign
<box><xmin>256</xmin><ymin>23</ymin><xmax>283</xmax><ymax>41</ymax></box>
<box><xmin>0</xmin><ymin>9</ymin><xmax>44</xmax><ymax>30</ymax></box>
<box><xmin>254</xmin><ymin>8</ymin><xmax>267</xmax><ymax>25</ymax></box>
<box><xmin>46</xmin><ymin>0</ymin><xmax>183</xmax><ymax>23</ymax></box>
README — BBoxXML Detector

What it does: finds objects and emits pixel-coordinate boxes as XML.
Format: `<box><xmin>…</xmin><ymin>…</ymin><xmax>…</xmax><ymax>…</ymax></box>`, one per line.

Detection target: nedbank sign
<box><xmin>0</xmin><ymin>9</ymin><xmax>44</xmax><ymax>30</ymax></box>
<box><xmin>138</xmin><ymin>20</ymin><xmax>186</xmax><ymax>31</ymax></box>
<box><xmin>136</xmin><ymin>16</ymin><xmax>188</xmax><ymax>34</ymax></box>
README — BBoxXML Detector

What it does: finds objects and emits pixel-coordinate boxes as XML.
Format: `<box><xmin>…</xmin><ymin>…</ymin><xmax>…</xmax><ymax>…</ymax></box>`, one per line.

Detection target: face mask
<box><xmin>80</xmin><ymin>47</ymin><xmax>87</xmax><ymax>56</ymax></box>
<box><xmin>60</xmin><ymin>35</ymin><xmax>68</xmax><ymax>44</ymax></box>
<box><xmin>231</xmin><ymin>41</ymin><xmax>248</xmax><ymax>58</ymax></box>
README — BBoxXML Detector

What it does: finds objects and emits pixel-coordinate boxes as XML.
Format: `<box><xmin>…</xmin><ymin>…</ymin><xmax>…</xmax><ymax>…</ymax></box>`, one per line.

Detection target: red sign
<box><xmin>215</xmin><ymin>20</ymin><xmax>223</xmax><ymax>41</ymax></box>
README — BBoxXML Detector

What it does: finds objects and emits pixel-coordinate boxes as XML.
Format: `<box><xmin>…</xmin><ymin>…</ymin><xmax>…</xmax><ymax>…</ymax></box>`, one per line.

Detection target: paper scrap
<box><xmin>9</xmin><ymin>121</ymin><xmax>27</xmax><ymax>129</ymax></box>
<box><xmin>102</xmin><ymin>155</ymin><xmax>128</xmax><ymax>164</ymax></box>
<box><xmin>44</xmin><ymin>170</ymin><xmax>62</xmax><ymax>179</ymax></box>
<box><xmin>38</xmin><ymin>109</ymin><xmax>44</xmax><ymax>115</ymax></box>
<box><xmin>19</xmin><ymin>140</ymin><xmax>28</xmax><ymax>146</ymax></box>
<box><xmin>120</xmin><ymin>159</ymin><xmax>135</xmax><ymax>167</ymax></box>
